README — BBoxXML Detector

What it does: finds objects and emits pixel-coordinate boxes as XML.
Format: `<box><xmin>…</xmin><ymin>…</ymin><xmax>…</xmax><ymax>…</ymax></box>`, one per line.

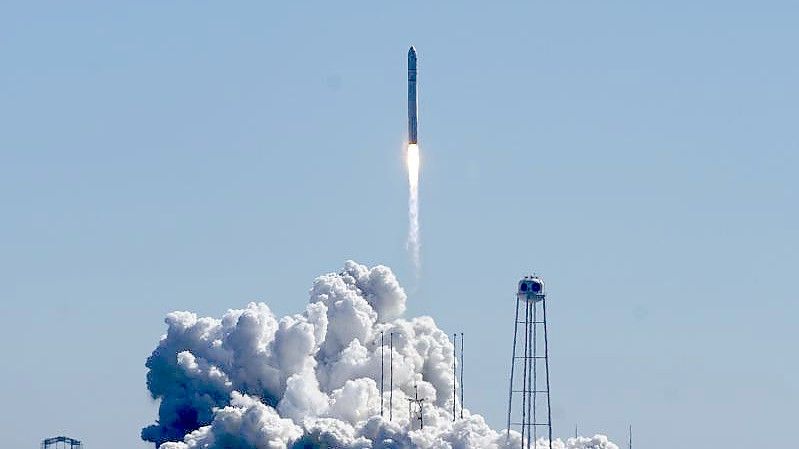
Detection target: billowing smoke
<box><xmin>142</xmin><ymin>261</ymin><xmax>618</xmax><ymax>449</ymax></box>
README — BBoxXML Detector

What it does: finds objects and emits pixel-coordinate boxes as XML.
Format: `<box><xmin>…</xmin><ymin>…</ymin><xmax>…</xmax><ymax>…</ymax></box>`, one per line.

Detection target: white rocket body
<box><xmin>408</xmin><ymin>46</ymin><xmax>418</xmax><ymax>144</ymax></box>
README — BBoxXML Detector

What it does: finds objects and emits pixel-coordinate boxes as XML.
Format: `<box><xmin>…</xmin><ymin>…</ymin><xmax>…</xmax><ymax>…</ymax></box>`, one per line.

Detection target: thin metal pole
<box><xmin>390</xmin><ymin>332</ymin><xmax>394</xmax><ymax>421</ymax></box>
<box><xmin>460</xmin><ymin>332</ymin><xmax>464</xmax><ymax>419</ymax></box>
<box><xmin>506</xmin><ymin>295</ymin><xmax>521</xmax><ymax>438</ymax></box>
<box><xmin>543</xmin><ymin>297</ymin><xmax>553</xmax><ymax>449</ymax></box>
<box><xmin>629</xmin><ymin>425</ymin><xmax>632</xmax><ymax>449</ymax></box>
<box><xmin>453</xmin><ymin>333</ymin><xmax>457</xmax><ymax>421</ymax></box>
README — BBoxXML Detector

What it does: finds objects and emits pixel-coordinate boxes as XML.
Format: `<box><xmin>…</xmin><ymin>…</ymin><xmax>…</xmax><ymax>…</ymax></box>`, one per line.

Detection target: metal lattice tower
<box><xmin>42</xmin><ymin>437</ymin><xmax>82</xmax><ymax>449</ymax></box>
<box><xmin>506</xmin><ymin>275</ymin><xmax>553</xmax><ymax>449</ymax></box>
<box><xmin>407</xmin><ymin>385</ymin><xmax>426</xmax><ymax>430</ymax></box>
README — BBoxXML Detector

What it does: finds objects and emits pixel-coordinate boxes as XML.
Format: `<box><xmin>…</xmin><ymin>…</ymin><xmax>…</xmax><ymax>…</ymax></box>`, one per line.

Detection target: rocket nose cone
<box><xmin>408</xmin><ymin>46</ymin><xmax>416</xmax><ymax>56</ymax></box>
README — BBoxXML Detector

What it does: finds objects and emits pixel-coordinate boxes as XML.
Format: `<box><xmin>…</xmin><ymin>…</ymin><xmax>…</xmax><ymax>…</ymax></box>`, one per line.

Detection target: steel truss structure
<box><xmin>506</xmin><ymin>276</ymin><xmax>553</xmax><ymax>449</ymax></box>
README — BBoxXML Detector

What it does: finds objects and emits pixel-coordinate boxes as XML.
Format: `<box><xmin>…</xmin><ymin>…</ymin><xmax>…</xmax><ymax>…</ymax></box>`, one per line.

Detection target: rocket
<box><xmin>408</xmin><ymin>46</ymin><xmax>418</xmax><ymax>144</ymax></box>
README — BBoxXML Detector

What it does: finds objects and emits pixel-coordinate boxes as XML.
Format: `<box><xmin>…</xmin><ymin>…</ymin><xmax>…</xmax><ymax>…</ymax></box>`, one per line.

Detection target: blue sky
<box><xmin>1</xmin><ymin>1</ymin><xmax>796</xmax><ymax>449</ymax></box>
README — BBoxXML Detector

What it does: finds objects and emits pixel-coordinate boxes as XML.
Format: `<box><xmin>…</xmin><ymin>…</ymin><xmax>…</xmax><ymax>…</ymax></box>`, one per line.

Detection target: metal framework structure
<box><xmin>506</xmin><ymin>276</ymin><xmax>553</xmax><ymax>449</ymax></box>
<box><xmin>42</xmin><ymin>437</ymin><xmax>82</xmax><ymax>449</ymax></box>
<box><xmin>407</xmin><ymin>385</ymin><xmax>426</xmax><ymax>430</ymax></box>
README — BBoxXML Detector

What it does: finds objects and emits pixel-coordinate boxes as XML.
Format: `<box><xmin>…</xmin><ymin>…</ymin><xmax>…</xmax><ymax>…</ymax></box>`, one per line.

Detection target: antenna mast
<box><xmin>390</xmin><ymin>332</ymin><xmax>394</xmax><ymax>421</ymax></box>
<box><xmin>453</xmin><ymin>333</ymin><xmax>457</xmax><ymax>420</ymax></box>
<box><xmin>460</xmin><ymin>332</ymin><xmax>464</xmax><ymax>419</ymax></box>
<box><xmin>628</xmin><ymin>425</ymin><xmax>632</xmax><ymax>449</ymax></box>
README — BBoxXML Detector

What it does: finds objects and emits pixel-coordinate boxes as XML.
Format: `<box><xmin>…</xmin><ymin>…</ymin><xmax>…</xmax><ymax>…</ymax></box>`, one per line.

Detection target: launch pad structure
<box><xmin>506</xmin><ymin>276</ymin><xmax>553</xmax><ymax>449</ymax></box>
<box><xmin>42</xmin><ymin>437</ymin><xmax>82</xmax><ymax>449</ymax></box>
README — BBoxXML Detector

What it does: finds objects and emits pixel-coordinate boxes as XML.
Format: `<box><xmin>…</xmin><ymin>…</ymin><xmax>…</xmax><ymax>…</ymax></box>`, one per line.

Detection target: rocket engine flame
<box><xmin>407</xmin><ymin>144</ymin><xmax>420</xmax><ymax>189</ymax></box>
<box><xmin>407</xmin><ymin>143</ymin><xmax>421</xmax><ymax>274</ymax></box>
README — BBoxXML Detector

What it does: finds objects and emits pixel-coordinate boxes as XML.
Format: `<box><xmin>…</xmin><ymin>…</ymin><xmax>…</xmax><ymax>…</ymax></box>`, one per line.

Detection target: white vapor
<box><xmin>407</xmin><ymin>144</ymin><xmax>421</xmax><ymax>275</ymax></box>
<box><xmin>142</xmin><ymin>261</ymin><xmax>619</xmax><ymax>449</ymax></box>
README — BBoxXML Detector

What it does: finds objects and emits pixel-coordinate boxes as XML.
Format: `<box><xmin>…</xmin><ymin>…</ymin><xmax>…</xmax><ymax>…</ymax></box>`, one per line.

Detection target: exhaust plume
<box><xmin>142</xmin><ymin>261</ymin><xmax>618</xmax><ymax>449</ymax></box>
<box><xmin>406</xmin><ymin>144</ymin><xmax>421</xmax><ymax>274</ymax></box>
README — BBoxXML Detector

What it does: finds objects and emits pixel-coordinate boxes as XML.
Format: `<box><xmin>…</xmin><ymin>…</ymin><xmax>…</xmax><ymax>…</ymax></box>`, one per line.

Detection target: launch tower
<box><xmin>506</xmin><ymin>276</ymin><xmax>553</xmax><ymax>449</ymax></box>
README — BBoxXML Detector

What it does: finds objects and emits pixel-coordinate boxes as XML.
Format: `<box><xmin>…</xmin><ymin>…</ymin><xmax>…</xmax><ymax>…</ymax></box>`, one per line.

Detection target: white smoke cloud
<box><xmin>142</xmin><ymin>261</ymin><xmax>618</xmax><ymax>449</ymax></box>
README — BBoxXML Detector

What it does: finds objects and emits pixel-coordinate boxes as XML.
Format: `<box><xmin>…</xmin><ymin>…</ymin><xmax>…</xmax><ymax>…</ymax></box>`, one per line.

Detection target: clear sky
<box><xmin>1</xmin><ymin>2</ymin><xmax>796</xmax><ymax>449</ymax></box>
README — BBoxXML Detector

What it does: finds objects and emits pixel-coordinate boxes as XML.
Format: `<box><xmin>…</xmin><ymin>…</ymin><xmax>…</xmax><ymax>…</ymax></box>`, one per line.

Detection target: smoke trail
<box><xmin>407</xmin><ymin>143</ymin><xmax>421</xmax><ymax>274</ymax></box>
